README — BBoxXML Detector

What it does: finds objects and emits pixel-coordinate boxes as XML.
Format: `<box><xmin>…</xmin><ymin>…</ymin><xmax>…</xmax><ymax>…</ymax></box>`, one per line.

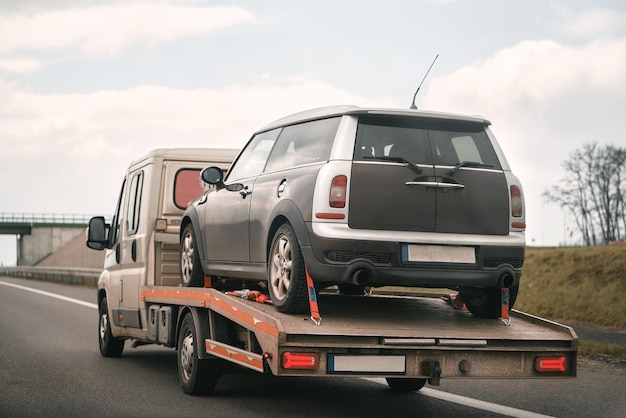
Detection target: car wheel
<box><xmin>385</xmin><ymin>378</ymin><xmax>427</xmax><ymax>392</ymax></box>
<box><xmin>459</xmin><ymin>283</ymin><xmax>519</xmax><ymax>319</ymax></box>
<box><xmin>268</xmin><ymin>224</ymin><xmax>309</xmax><ymax>314</ymax></box>
<box><xmin>98</xmin><ymin>297</ymin><xmax>124</xmax><ymax>357</ymax></box>
<box><xmin>178</xmin><ymin>312</ymin><xmax>220</xmax><ymax>395</ymax></box>
<box><xmin>180</xmin><ymin>224</ymin><xmax>204</xmax><ymax>287</ymax></box>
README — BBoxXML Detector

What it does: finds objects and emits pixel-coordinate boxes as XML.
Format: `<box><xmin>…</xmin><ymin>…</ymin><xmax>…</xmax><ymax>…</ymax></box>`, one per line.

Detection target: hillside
<box><xmin>517</xmin><ymin>246</ymin><xmax>626</xmax><ymax>328</ymax></box>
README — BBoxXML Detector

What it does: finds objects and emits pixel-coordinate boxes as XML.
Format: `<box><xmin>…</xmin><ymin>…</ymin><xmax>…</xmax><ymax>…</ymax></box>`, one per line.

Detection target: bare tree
<box><xmin>543</xmin><ymin>142</ymin><xmax>626</xmax><ymax>245</ymax></box>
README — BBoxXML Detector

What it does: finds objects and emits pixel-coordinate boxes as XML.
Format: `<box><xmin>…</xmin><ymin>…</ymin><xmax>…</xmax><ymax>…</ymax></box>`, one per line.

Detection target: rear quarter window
<box><xmin>174</xmin><ymin>168</ymin><xmax>203</xmax><ymax>209</ymax></box>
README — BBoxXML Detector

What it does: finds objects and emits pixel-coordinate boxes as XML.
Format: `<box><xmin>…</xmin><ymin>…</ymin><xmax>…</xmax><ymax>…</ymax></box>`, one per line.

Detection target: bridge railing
<box><xmin>0</xmin><ymin>213</ymin><xmax>101</xmax><ymax>225</ymax></box>
<box><xmin>0</xmin><ymin>266</ymin><xmax>101</xmax><ymax>287</ymax></box>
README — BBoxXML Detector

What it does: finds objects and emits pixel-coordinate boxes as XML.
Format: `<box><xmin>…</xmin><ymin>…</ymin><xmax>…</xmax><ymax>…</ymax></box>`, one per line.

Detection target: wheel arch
<box><xmin>265</xmin><ymin>199</ymin><xmax>310</xmax><ymax>262</ymax></box>
<box><xmin>175</xmin><ymin>306</ymin><xmax>212</xmax><ymax>359</ymax></box>
<box><xmin>180</xmin><ymin>209</ymin><xmax>207</xmax><ymax>264</ymax></box>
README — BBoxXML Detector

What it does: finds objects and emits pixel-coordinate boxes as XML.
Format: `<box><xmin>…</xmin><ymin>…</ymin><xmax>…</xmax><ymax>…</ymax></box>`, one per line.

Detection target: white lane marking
<box><xmin>0</xmin><ymin>280</ymin><xmax>98</xmax><ymax>310</ymax></box>
<box><xmin>363</xmin><ymin>378</ymin><xmax>555</xmax><ymax>418</ymax></box>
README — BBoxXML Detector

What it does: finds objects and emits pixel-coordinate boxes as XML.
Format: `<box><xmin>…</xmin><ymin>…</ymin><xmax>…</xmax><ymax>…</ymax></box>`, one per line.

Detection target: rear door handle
<box><xmin>405</xmin><ymin>181</ymin><xmax>465</xmax><ymax>190</ymax></box>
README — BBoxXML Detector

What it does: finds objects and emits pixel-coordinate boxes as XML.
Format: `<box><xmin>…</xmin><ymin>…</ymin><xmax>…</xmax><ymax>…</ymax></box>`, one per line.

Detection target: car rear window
<box><xmin>355</xmin><ymin>115</ymin><xmax>501</xmax><ymax>169</ymax></box>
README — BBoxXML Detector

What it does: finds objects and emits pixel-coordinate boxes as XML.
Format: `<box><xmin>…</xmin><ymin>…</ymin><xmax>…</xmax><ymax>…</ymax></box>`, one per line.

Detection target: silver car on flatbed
<box><xmin>181</xmin><ymin>105</ymin><xmax>526</xmax><ymax>316</ymax></box>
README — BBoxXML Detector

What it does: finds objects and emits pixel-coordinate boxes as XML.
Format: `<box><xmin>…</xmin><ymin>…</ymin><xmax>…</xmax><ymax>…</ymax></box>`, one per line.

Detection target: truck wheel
<box><xmin>98</xmin><ymin>297</ymin><xmax>124</xmax><ymax>357</ymax></box>
<box><xmin>385</xmin><ymin>377</ymin><xmax>427</xmax><ymax>391</ymax></box>
<box><xmin>180</xmin><ymin>224</ymin><xmax>204</xmax><ymax>287</ymax></box>
<box><xmin>268</xmin><ymin>224</ymin><xmax>309</xmax><ymax>314</ymax></box>
<box><xmin>177</xmin><ymin>312</ymin><xmax>219</xmax><ymax>395</ymax></box>
<box><xmin>459</xmin><ymin>283</ymin><xmax>519</xmax><ymax>319</ymax></box>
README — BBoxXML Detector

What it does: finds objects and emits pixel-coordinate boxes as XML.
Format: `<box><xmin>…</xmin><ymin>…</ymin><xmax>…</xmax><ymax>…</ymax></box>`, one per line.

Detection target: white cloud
<box><xmin>563</xmin><ymin>8</ymin><xmax>626</xmax><ymax>38</ymax></box>
<box><xmin>0</xmin><ymin>2</ymin><xmax>257</xmax><ymax>56</ymax></box>
<box><xmin>0</xmin><ymin>57</ymin><xmax>41</xmax><ymax>73</ymax></box>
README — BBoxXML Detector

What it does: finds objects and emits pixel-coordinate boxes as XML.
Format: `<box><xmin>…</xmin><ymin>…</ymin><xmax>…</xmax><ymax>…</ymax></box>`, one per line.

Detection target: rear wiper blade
<box><xmin>448</xmin><ymin>161</ymin><xmax>493</xmax><ymax>175</ymax></box>
<box><xmin>365</xmin><ymin>156</ymin><xmax>423</xmax><ymax>174</ymax></box>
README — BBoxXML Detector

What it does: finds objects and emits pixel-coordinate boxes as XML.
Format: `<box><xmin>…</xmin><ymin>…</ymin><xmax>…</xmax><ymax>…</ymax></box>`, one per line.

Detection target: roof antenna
<box><xmin>409</xmin><ymin>54</ymin><xmax>439</xmax><ymax>109</ymax></box>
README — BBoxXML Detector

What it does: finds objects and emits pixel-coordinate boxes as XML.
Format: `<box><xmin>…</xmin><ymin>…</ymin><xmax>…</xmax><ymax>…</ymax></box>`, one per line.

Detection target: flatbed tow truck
<box><xmin>87</xmin><ymin>148</ymin><xmax>577</xmax><ymax>395</ymax></box>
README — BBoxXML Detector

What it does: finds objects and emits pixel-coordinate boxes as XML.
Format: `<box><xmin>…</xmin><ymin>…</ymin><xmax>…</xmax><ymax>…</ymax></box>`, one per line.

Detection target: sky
<box><xmin>1</xmin><ymin>0</ymin><xmax>625</xmax><ymax>264</ymax></box>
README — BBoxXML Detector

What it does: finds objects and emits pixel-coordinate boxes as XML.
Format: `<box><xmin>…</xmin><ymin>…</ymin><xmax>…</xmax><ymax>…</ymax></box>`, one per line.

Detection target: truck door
<box><xmin>116</xmin><ymin>169</ymin><xmax>146</xmax><ymax>329</ymax></box>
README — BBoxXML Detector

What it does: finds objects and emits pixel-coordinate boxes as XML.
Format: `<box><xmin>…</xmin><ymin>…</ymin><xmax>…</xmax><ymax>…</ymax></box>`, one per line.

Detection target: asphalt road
<box><xmin>1</xmin><ymin>276</ymin><xmax>625</xmax><ymax>418</ymax></box>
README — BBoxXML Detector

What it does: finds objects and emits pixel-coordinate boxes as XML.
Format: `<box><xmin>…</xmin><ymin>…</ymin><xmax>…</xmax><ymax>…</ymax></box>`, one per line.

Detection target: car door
<box><xmin>202</xmin><ymin>129</ymin><xmax>281</xmax><ymax>263</ymax></box>
<box><xmin>349</xmin><ymin>115</ymin><xmax>437</xmax><ymax>232</ymax></box>
<box><xmin>428</xmin><ymin>123</ymin><xmax>509</xmax><ymax>235</ymax></box>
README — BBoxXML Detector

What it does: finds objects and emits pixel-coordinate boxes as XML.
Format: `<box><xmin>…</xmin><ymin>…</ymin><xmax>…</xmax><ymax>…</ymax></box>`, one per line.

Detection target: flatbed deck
<box><xmin>142</xmin><ymin>286</ymin><xmax>577</xmax><ymax>380</ymax></box>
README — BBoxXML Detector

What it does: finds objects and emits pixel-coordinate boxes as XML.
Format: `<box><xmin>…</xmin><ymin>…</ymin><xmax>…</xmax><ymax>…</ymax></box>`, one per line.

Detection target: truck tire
<box><xmin>459</xmin><ymin>283</ymin><xmax>519</xmax><ymax>319</ymax></box>
<box><xmin>385</xmin><ymin>378</ymin><xmax>427</xmax><ymax>391</ymax></box>
<box><xmin>177</xmin><ymin>312</ymin><xmax>219</xmax><ymax>395</ymax></box>
<box><xmin>180</xmin><ymin>224</ymin><xmax>204</xmax><ymax>287</ymax></box>
<box><xmin>98</xmin><ymin>297</ymin><xmax>124</xmax><ymax>357</ymax></box>
<box><xmin>268</xmin><ymin>223</ymin><xmax>309</xmax><ymax>314</ymax></box>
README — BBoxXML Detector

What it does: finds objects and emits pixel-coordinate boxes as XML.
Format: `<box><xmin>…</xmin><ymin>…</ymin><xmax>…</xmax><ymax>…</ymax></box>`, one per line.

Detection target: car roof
<box><xmin>258</xmin><ymin>105</ymin><xmax>491</xmax><ymax>133</ymax></box>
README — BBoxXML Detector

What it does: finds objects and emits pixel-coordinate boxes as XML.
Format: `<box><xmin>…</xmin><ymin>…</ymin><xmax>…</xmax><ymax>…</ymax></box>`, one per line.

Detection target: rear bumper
<box><xmin>303</xmin><ymin>225</ymin><xmax>524</xmax><ymax>288</ymax></box>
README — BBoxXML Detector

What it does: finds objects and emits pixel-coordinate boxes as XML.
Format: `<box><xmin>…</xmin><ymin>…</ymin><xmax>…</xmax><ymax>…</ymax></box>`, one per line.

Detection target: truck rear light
<box><xmin>535</xmin><ymin>356</ymin><xmax>567</xmax><ymax>373</ymax></box>
<box><xmin>329</xmin><ymin>175</ymin><xmax>347</xmax><ymax>208</ymax></box>
<box><xmin>282</xmin><ymin>352</ymin><xmax>319</xmax><ymax>370</ymax></box>
<box><xmin>510</xmin><ymin>186</ymin><xmax>523</xmax><ymax>218</ymax></box>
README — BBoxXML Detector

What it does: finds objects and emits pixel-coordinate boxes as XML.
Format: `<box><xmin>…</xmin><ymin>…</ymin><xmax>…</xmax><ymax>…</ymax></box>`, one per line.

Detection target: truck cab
<box><xmin>87</xmin><ymin>148</ymin><xmax>238</xmax><ymax>341</ymax></box>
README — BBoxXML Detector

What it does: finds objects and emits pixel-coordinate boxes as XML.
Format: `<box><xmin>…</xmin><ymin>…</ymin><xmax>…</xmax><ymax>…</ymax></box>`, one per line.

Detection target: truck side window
<box><xmin>109</xmin><ymin>178</ymin><xmax>126</xmax><ymax>247</ymax></box>
<box><xmin>126</xmin><ymin>171</ymin><xmax>143</xmax><ymax>235</ymax></box>
<box><xmin>174</xmin><ymin>168</ymin><xmax>203</xmax><ymax>209</ymax></box>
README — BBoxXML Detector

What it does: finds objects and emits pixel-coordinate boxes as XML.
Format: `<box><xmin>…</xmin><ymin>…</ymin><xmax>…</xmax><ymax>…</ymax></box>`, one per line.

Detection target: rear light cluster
<box><xmin>282</xmin><ymin>352</ymin><xmax>319</xmax><ymax>370</ymax></box>
<box><xmin>329</xmin><ymin>175</ymin><xmax>347</xmax><ymax>208</ymax></box>
<box><xmin>510</xmin><ymin>185</ymin><xmax>526</xmax><ymax>229</ymax></box>
<box><xmin>535</xmin><ymin>356</ymin><xmax>568</xmax><ymax>373</ymax></box>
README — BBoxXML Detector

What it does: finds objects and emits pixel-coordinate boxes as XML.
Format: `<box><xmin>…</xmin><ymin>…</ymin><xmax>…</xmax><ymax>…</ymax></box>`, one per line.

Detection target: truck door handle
<box><xmin>405</xmin><ymin>181</ymin><xmax>465</xmax><ymax>190</ymax></box>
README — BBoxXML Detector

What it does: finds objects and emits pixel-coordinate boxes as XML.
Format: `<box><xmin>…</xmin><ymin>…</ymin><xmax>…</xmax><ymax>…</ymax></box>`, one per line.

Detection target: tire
<box><xmin>177</xmin><ymin>313</ymin><xmax>219</xmax><ymax>395</ymax></box>
<box><xmin>386</xmin><ymin>377</ymin><xmax>427</xmax><ymax>392</ymax></box>
<box><xmin>268</xmin><ymin>224</ymin><xmax>309</xmax><ymax>314</ymax></box>
<box><xmin>459</xmin><ymin>283</ymin><xmax>519</xmax><ymax>319</ymax></box>
<box><xmin>98</xmin><ymin>297</ymin><xmax>124</xmax><ymax>357</ymax></box>
<box><xmin>337</xmin><ymin>284</ymin><xmax>366</xmax><ymax>295</ymax></box>
<box><xmin>180</xmin><ymin>224</ymin><xmax>204</xmax><ymax>287</ymax></box>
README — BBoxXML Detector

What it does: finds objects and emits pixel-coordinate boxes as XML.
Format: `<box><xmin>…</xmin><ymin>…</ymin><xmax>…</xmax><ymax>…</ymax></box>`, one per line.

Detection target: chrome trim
<box><xmin>405</xmin><ymin>181</ymin><xmax>465</xmax><ymax>189</ymax></box>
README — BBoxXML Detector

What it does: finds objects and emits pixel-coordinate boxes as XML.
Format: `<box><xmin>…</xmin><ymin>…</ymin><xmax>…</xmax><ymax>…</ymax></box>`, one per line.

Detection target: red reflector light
<box><xmin>315</xmin><ymin>213</ymin><xmax>345</xmax><ymax>220</ymax></box>
<box><xmin>535</xmin><ymin>356</ymin><xmax>567</xmax><ymax>372</ymax></box>
<box><xmin>329</xmin><ymin>175</ymin><xmax>347</xmax><ymax>208</ymax></box>
<box><xmin>282</xmin><ymin>352</ymin><xmax>319</xmax><ymax>370</ymax></box>
<box><xmin>511</xmin><ymin>222</ymin><xmax>526</xmax><ymax>229</ymax></box>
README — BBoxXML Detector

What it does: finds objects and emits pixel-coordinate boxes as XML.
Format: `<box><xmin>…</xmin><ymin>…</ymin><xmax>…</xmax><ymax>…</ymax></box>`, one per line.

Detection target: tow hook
<box><xmin>422</xmin><ymin>360</ymin><xmax>442</xmax><ymax>386</ymax></box>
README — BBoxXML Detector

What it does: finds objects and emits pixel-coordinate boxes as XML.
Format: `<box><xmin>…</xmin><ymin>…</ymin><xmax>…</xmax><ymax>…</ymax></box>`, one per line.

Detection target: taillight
<box><xmin>329</xmin><ymin>175</ymin><xmax>347</xmax><ymax>208</ymax></box>
<box><xmin>510</xmin><ymin>185</ymin><xmax>523</xmax><ymax>217</ymax></box>
<box><xmin>535</xmin><ymin>356</ymin><xmax>567</xmax><ymax>373</ymax></box>
<box><xmin>282</xmin><ymin>352</ymin><xmax>319</xmax><ymax>370</ymax></box>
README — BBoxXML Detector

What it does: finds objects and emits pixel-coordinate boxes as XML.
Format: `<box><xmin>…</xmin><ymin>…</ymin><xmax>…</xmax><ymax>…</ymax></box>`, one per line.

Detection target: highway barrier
<box><xmin>0</xmin><ymin>266</ymin><xmax>100</xmax><ymax>287</ymax></box>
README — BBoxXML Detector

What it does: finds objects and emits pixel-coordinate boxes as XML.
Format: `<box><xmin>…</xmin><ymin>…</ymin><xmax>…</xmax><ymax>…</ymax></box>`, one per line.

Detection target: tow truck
<box><xmin>86</xmin><ymin>148</ymin><xmax>577</xmax><ymax>395</ymax></box>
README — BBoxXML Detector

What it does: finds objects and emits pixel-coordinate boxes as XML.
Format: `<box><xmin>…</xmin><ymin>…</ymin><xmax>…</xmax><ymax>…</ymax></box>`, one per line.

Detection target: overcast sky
<box><xmin>1</xmin><ymin>0</ymin><xmax>625</xmax><ymax>264</ymax></box>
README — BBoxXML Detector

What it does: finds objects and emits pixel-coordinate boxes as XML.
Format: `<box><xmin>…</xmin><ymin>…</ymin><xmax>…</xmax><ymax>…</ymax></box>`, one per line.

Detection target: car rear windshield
<box><xmin>354</xmin><ymin>115</ymin><xmax>501</xmax><ymax>169</ymax></box>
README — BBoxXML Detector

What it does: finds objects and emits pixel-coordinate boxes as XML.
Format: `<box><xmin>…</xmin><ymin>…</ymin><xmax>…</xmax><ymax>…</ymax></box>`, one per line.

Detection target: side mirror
<box><xmin>86</xmin><ymin>216</ymin><xmax>110</xmax><ymax>250</ymax></box>
<box><xmin>200</xmin><ymin>166</ymin><xmax>225</xmax><ymax>187</ymax></box>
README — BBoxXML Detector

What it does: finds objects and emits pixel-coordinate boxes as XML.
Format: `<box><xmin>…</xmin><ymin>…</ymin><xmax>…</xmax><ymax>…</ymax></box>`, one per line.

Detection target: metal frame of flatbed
<box><xmin>141</xmin><ymin>286</ymin><xmax>578</xmax><ymax>381</ymax></box>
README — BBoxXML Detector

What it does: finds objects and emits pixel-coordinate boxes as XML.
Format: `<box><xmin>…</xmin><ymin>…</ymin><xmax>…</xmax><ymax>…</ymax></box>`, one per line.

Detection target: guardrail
<box><xmin>0</xmin><ymin>266</ymin><xmax>101</xmax><ymax>287</ymax></box>
<box><xmin>0</xmin><ymin>213</ymin><xmax>100</xmax><ymax>225</ymax></box>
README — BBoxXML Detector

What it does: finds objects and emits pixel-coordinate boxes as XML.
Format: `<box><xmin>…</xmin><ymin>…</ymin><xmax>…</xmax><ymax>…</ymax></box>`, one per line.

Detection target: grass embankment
<box><xmin>518</xmin><ymin>246</ymin><xmax>626</xmax><ymax>360</ymax></box>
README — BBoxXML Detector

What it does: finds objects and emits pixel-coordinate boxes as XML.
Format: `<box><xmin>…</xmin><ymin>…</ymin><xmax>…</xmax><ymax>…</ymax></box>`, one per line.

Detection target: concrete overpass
<box><xmin>0</xmin><ymin>213</ymin><xmax>105</xmax><ymax>267</ymax></box>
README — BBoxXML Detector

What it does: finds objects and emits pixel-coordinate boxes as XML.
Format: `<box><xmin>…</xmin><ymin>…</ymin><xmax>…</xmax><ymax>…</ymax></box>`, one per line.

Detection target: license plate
<box><xmin>402</xmin><ymin>244</ymin><xmax>475</xmax><ymax>264</ymax></box>
<box><xmin>327</xmin><ymin>355</ymin><xmax>406</xmax><ymax>374</ymax></box>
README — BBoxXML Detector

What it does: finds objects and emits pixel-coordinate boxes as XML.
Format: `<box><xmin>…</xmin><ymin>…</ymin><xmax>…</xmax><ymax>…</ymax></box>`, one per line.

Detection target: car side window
<box><xmin>109</xmin><ymin>178</ymin><xmax>126</xmax><ymax>249</ymax></box>
<box><xmin>264</xmin><ymin>117</ymin><xmax>340</xmax><ymax>172</ymax></box>
<box><xmin>226</xmin><ymin>128</ymin><xmax>281</xmax><ymax>182</ymax></box>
